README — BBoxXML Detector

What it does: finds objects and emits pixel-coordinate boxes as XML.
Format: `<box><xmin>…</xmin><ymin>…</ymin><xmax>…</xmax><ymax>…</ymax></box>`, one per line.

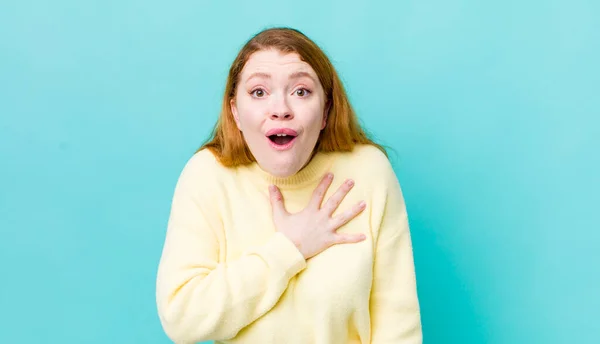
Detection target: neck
<box><xmin>246</xmin><ymin>151</ymin><xmax>334</xmax><ymax>188</ymax></box>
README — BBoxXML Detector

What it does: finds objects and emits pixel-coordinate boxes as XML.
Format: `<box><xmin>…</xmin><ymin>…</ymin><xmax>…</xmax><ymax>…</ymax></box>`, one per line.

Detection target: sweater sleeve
<box><xmin>369</xmin><ymin>159</ymin><xmax>423</xmax><ymax>343</ymax></box>
<box><xmin>155</xmin><ymin>152</ymin><xmax>307</xmax><ymax>343</ymax></box>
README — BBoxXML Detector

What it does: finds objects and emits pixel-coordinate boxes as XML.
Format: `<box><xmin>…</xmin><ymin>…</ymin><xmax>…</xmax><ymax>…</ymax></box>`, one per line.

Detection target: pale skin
<box><xmin>232</xmin><ymin>49</ymin><xmax>366</xmax><ymax>259</ymax></box>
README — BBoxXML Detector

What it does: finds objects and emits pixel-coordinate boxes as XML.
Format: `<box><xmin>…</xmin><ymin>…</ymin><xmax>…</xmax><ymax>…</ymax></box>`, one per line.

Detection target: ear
<box><xmin>321</xmin><ymin>101</ymin><xmax>330</xmax><ymax>130</ymax></box>
<box><xmin>230</xmin><ymin>98</ymin><xmax>242</xmax><ymax>131</ymax></box>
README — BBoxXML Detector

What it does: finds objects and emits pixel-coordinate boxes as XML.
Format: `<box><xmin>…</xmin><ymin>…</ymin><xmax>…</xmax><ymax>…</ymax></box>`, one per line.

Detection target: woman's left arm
<box><xmin>369</xmin><ymin>158</ymin><xmax>422</xmax><ymax>343</ymax></box>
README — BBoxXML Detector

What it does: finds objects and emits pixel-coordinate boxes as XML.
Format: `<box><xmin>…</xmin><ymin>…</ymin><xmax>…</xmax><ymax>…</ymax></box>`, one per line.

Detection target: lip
<box><xmin>265</xmin><ymin>128</ymin><xmax>298</xmax><ymax>151</ymax></box>
<box><xmin>267</xmin><ymin>136</ymin><xmax>297</xmax><ymax>151</ymax></box>
<box><xmin>265</xmin><ymin>128</ymin><xmax>298</xmax><ymax>136</ymax></box>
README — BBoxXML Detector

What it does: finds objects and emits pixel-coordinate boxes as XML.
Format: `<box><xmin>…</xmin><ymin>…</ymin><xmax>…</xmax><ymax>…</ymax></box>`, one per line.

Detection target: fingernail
<box><xmin>347</xmin><ymin>179</ymin><xmax>354</xmax><ymax>186</ymax></box>
<box><xmin>269</xmin><ymin>185</ymin><xmax>276</xmax><ymax>192</ymax></box>
<box><xmin>327</xmin><ymin>172</ymin><xmax>333</xmax><ymax>179</ymax></box>
<box><xmin>359</xmin><ymin>201</ymin><xmax>366</xmax><ymax>207</ymax></box>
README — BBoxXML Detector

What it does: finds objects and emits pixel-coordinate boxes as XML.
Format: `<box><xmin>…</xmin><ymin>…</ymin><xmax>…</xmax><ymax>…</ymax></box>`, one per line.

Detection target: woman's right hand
<box><xmin>268</xmin><ymin>172</ymin><xmax>367</xmax><ymax>260</ymax></box>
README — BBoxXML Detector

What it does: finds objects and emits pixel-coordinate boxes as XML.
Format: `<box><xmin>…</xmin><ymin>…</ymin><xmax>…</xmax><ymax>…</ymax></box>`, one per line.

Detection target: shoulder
<box><xmin>184</xmin><ymin>148</ymin><xmax>224</xmax><ymax>172</ymax></box>
<box><xmin>349</xmin><ymin>144</ymin><xmax>390</xmax><ymax>165</ymax></box>
<box><xmin>337</xmin><ymin>144</ymin><xmax>396</xmax><ymax>179</ymax></box>
<box><xmin>349</xmin><ymin>145</ymin><xmax>408</xmax><ymax>219</ymax></box>
<box><xmin>331</xmin><ymin>144</ymin><xmax>403</xmax><ymax>201</ymax></box>
<box><xmin>175</xmin><ymin>148</ymin><xmax>231</xmax><ymax>189</ymax></box>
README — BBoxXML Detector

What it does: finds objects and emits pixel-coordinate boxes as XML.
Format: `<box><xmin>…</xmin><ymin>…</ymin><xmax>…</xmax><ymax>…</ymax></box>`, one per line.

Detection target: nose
<box><xmin>270</xmin><ymin>112</ymin><xmax>294</xmax><ymax>120</ymax></box>
<box><xmin>269</xmin><ymin>94</ymin><xmax>294</xmax><ymax>120</ymax></box>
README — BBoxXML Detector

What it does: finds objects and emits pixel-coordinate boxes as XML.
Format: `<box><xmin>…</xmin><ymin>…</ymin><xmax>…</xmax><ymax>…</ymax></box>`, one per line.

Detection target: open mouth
<box><xmin>266</xmin><ymin>133</ymin><xmax>298</xmax><ymax>151</ymax></box>
<box><xmin>268</xmin><ymin>134</ymin><xmax>296</xmax><ymax>146</ymax></box>
<box><xmin>265</xmin><ymin>128</ymin><xmax>298</xmax><ymax>150</ymax></box>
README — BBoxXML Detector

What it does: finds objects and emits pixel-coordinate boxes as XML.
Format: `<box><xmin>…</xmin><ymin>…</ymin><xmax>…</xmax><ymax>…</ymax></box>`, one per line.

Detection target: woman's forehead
<box><xmin>241</xmin><ymin>50</ymin><xmax>318</xmax><ymax>81</ymax></box>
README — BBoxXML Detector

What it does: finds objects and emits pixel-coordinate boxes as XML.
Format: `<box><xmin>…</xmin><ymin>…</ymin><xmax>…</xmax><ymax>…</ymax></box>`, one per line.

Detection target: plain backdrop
<box><xmin>1</xmin><ymin>1</ymin><xmax>598</xmax><ymax>343</ymax></box>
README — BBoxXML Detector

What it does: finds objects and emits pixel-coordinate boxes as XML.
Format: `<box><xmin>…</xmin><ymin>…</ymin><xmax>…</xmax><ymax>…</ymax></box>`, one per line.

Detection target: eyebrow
<box><xmin>289</xmin><ymin>71</ymin><xmax>316</xmax><ymax>82</ymax></box>
<box><xmin>246</xmin><ymin>72</ymin><xmax>271</xmax><ymax>82</ymax></box>
<box><xmin>245</xmin><ymin>71</ymin><xmax>316</xmax><ymax>83</ymax></box>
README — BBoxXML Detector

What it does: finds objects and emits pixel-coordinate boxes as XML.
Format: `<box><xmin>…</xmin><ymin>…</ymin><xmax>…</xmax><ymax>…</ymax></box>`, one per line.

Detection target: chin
<box><xmin>266</xmin><ymin>161</ymin><xmax>301</xmax><ymax>178</ymax></box>
<box><xmin>258</xmin><ymin>154</ymin><xmax>304</xmax><ymax>178</ymax></box>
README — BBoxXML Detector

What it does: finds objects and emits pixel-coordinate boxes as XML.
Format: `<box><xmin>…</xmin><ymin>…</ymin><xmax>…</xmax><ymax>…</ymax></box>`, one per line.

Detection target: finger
<box><xmin>332</xmin><ymin>233</ymin><xmax>367</xmax><ymax>245</ymax></box>
<box><xmin>269</xmin><ymin>185</ymin><xmax>288</xmax><ymax>216</ymax></box>
<box><xmin>322</xmin><ymin>179</ymin><xmax>355</xmax><ymax>215</ymax></box>
<box><xmin>330</xmin><ymin>201</ymin><xmax>366</xmax><ymax>229</ymax></box>
<box><xmin>308</xmin><ymin>172</ymin><xmax>334</xmax><ymax>209</ymax></box>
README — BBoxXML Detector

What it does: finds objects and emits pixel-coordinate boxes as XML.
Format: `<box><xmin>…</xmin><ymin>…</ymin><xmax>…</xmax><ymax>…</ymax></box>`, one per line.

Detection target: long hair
<box><xmin>199</xmin><ymin>27</ymin><xmax>386</xmax><ymax>167</ymax></box>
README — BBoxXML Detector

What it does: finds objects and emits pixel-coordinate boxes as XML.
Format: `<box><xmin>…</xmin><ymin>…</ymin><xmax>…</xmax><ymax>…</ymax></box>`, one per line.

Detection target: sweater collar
<box><xmin>245</xmin><ymin>151</ymin><xmax>335</xmax><ymax>189</ymax></box>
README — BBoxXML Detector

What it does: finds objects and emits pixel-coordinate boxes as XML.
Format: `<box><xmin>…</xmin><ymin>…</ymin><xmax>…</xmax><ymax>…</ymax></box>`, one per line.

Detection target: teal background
<box><xmin>1</xmin><ymin>0</ymin><xmax>598</xmax><ymax>343</ymax></box>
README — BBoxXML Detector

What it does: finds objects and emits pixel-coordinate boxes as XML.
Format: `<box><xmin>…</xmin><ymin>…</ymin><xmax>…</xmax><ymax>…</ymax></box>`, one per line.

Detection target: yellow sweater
<box><xmin>156</xmin><ymin>144</ymin><xmax>422</xmax><ymax>343</ymax></box>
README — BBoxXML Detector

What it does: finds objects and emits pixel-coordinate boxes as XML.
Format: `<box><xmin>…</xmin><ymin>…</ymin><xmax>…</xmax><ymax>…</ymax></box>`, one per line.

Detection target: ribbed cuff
<box><xmin>258</xmin><ymin>232</ymin><xmax>307</xmax><ymax>281</ymax></box>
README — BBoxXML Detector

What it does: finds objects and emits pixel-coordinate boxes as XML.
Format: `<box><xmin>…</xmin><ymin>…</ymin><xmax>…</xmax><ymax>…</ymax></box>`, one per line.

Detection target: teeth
<box><xmin>276</xmin><ymin>134</ymin><xmax>287</xmax><ymax>136</ymax></box>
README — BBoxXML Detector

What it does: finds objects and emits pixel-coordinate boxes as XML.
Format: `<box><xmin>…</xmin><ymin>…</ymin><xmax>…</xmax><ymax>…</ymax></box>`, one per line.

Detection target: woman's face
<box><xmin>231</xmin><ymin>49</ymin><xmax>328</xmax><ymax>178</ymax></box>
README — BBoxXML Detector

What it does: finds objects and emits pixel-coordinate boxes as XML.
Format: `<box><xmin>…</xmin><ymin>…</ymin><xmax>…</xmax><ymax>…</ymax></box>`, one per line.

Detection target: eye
<box><xmin>294</xmin><ymin>88</ymin><xmax>311</xmax><ymax>97</ymax></box>
<box><xmin>250</xmin><ymin>88</ymin><xmax>266</xmax><ymax>98</ymax></box>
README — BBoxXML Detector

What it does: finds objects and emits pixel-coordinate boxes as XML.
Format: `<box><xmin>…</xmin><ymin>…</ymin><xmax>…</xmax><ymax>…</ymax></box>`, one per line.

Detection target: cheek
<box><xmin>236</xmin><ymin>99</ymin><xmax>264</xmax><ymax>131</ymax></box>
<box><xmin>292</xmin><ymin>96</ymin><xmax>323</xmax><ymax>115</ymax></box>
<box><xmin>302</xmin><ymin>103</ymin><xmax>326</xmax><ymax>132</ymax></box>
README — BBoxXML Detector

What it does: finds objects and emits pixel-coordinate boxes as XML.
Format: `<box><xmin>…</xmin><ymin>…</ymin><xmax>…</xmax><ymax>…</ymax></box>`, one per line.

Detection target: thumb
<box><xmin>269</xmin><ymin>185</ymin><xmax>287</xmax><ymax>216</ymax></box>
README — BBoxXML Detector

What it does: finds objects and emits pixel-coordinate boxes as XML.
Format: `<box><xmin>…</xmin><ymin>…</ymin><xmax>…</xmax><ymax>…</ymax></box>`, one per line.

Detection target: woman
<box><xmin>156</xmin><ymin>27</ymin><xmax>422</xmax><ymax>343</ymax></box>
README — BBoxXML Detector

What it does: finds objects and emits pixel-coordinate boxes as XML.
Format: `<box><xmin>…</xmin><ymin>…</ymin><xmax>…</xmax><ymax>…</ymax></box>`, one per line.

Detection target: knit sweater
<box><xmin>156</xmin><ymin>144</ymin><xmax>422</xmax><ymax>343</ymax></box>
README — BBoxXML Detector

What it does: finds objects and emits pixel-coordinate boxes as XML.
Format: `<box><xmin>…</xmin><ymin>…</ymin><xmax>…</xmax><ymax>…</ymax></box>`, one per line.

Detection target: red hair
<box><xmin>199</xmin><ymin>27</ymin><xmax>386</xmax><ymax>166</ymax></box>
